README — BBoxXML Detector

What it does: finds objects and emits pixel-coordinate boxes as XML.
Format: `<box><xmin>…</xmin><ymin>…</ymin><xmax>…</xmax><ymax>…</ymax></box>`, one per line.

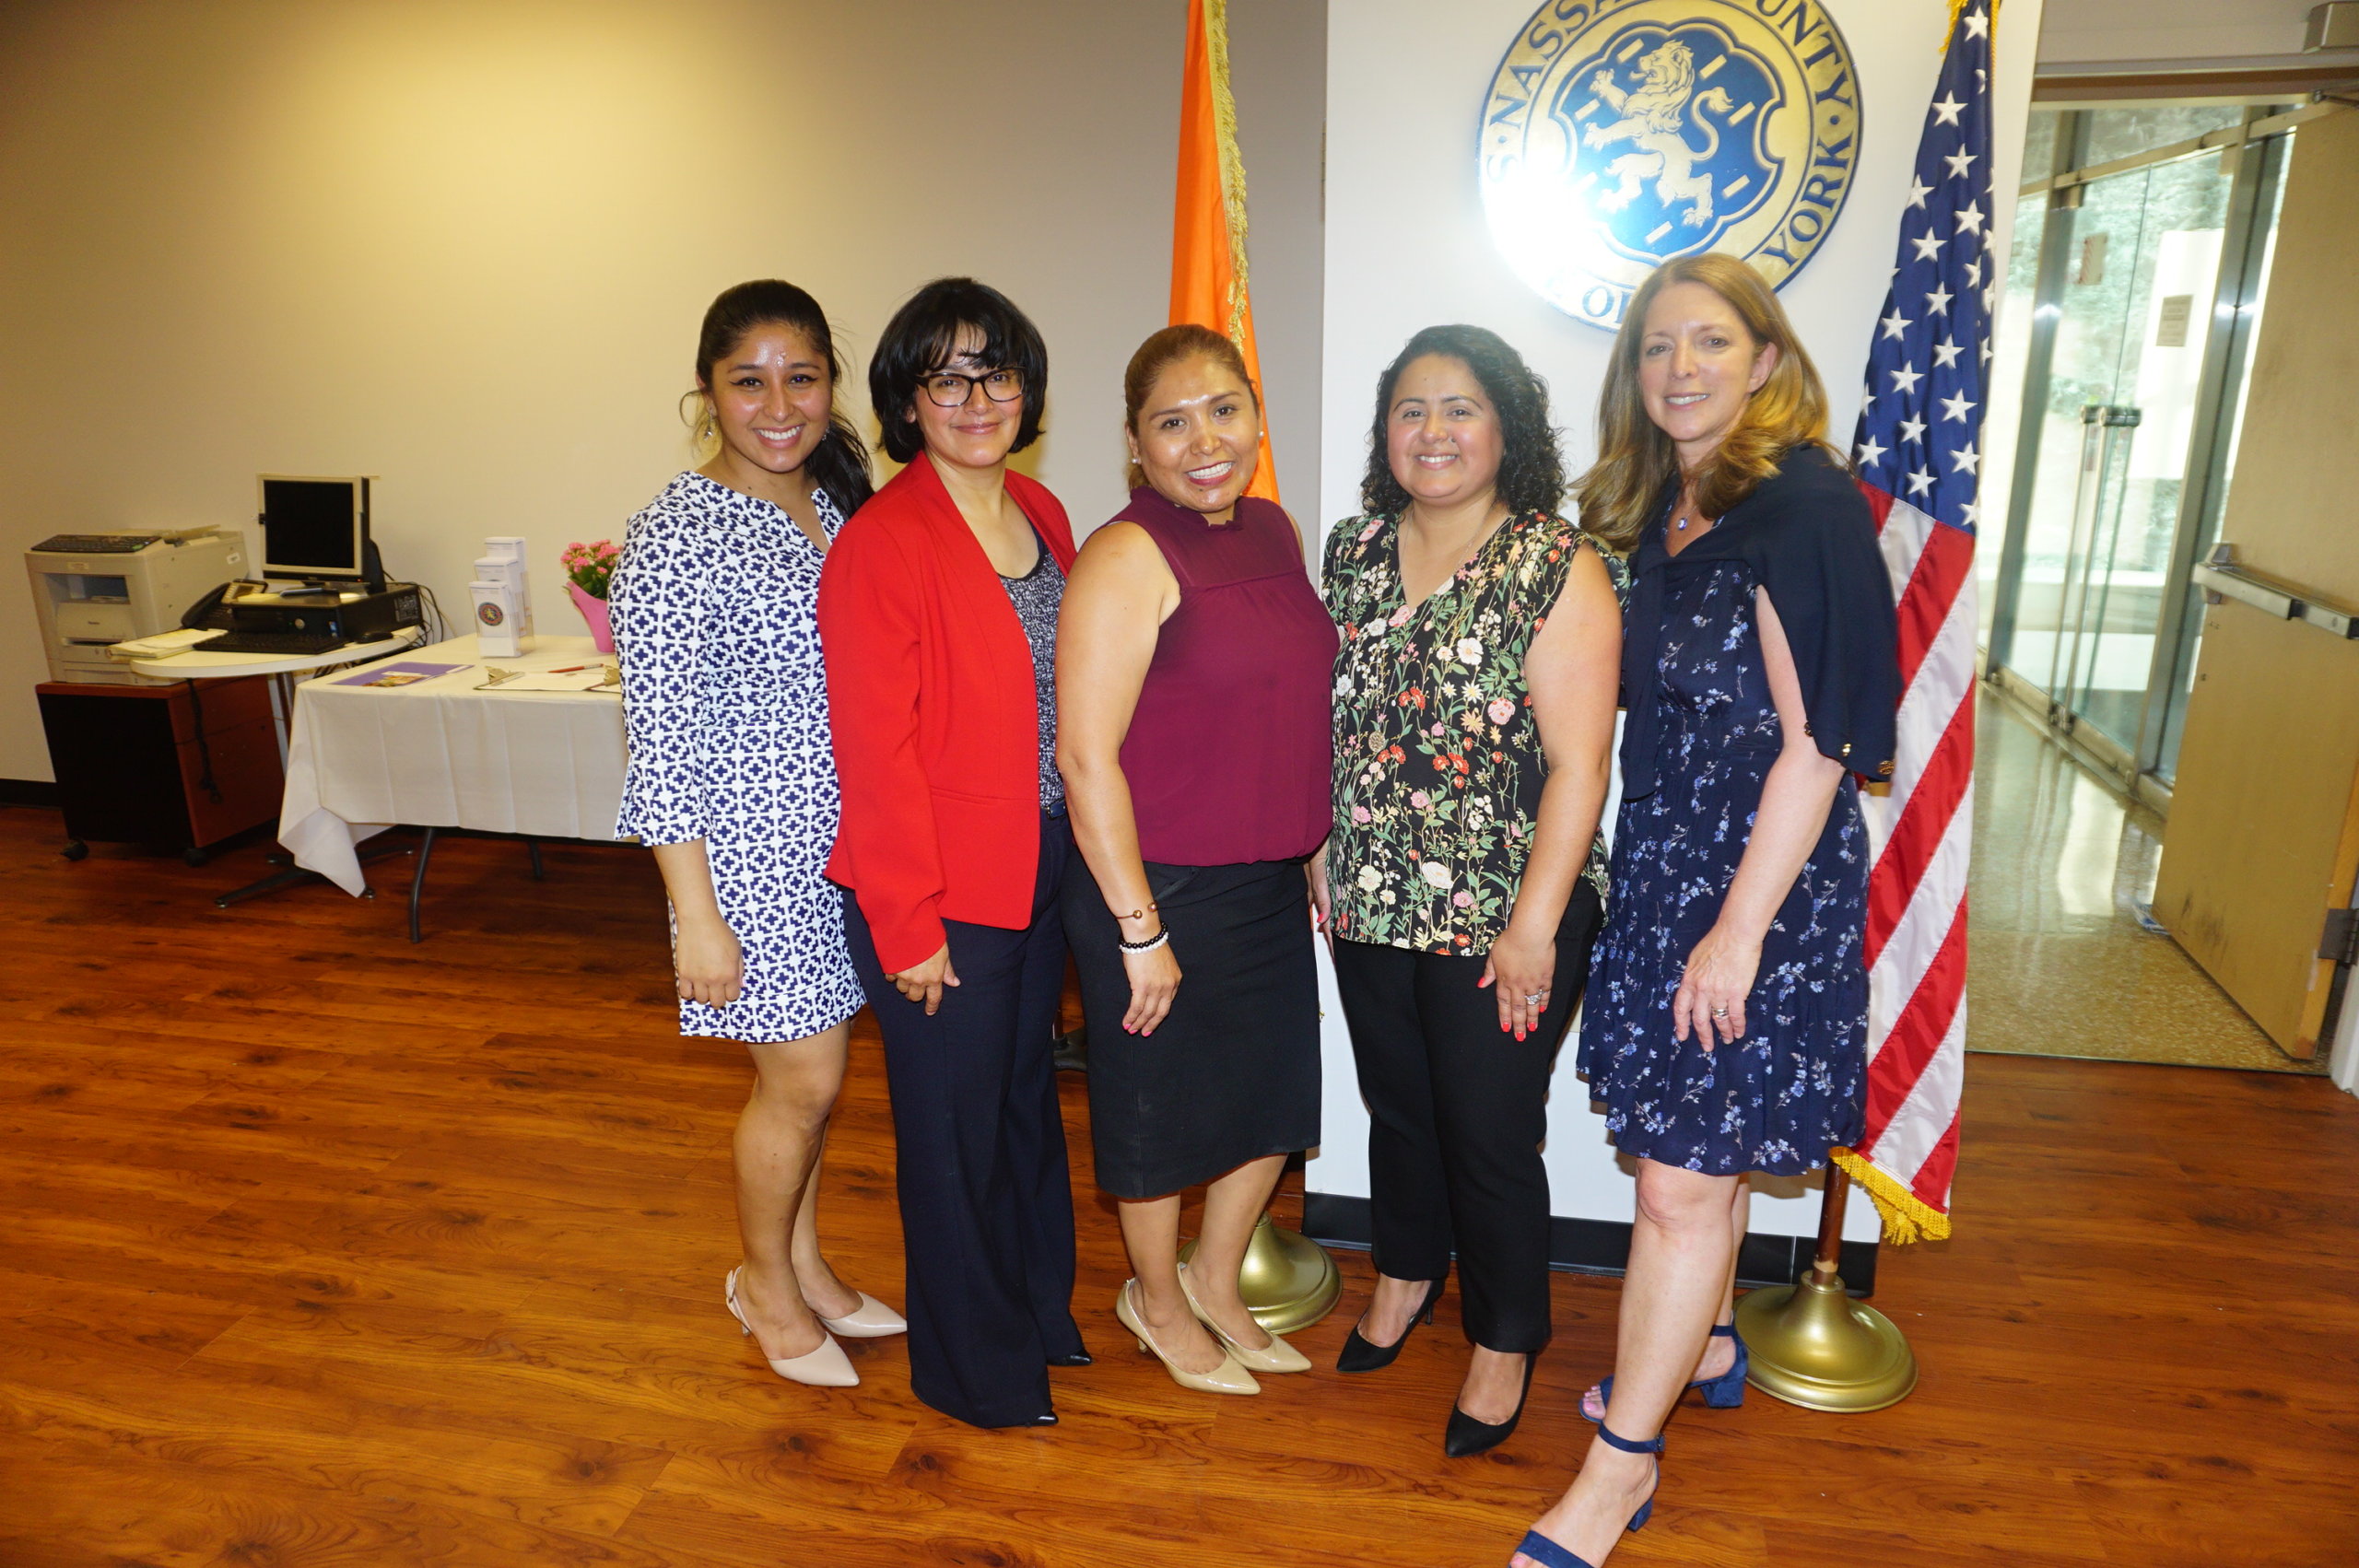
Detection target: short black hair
<box><xmin>868</xmin><ymin>276</ymin><xmax>1049</xmax><ymax>464</ymax></box>
<box><xmin>1359</xmin><ymin>324</ymin><xmax>1566</xmax><ymax>519</ymax></box>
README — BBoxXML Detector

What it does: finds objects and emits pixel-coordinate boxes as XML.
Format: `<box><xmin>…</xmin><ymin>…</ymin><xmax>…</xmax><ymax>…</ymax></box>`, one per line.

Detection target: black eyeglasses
<box><xmin>920</xmin><ymin>368</ymin><xmax>1026</xmax><ymax>408</ymax></box>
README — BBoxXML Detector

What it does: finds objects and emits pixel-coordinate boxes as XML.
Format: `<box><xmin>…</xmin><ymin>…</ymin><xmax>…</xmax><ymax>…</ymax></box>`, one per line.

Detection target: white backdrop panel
<box><xmin>1309</xmin><ymin>0</ymin><xmax>2043</xmax><ymax>1241</ymax></box>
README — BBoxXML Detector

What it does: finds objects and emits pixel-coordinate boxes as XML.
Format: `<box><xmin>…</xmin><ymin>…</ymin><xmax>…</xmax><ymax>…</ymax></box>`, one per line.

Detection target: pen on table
<box><xmin>546</xmin><ymin>664</ymin><xmax>594</xmax><ymax>673</ymax></box>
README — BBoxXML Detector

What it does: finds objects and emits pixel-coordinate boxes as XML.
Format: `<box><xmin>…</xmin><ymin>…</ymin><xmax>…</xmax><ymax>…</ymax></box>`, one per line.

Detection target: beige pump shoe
<box><xmin>725</xmin><ymin>1267</ymin><xmax>858</xmax><ymax>1387</ymax></box>
<box><xmin>1177</xmin><ymin>1261</ymin><xmax>1312</xmax><ymax>1374</ymax></box>
<box><xmin>1117</xmin><ymin>1279</ymin><xmax>1260</xmax><ymax>1395</ymax></box>
<box><xmin>810</xmin><ymin>1292</ymin><xmax>907</xmax><ymax>1339</ymax></box>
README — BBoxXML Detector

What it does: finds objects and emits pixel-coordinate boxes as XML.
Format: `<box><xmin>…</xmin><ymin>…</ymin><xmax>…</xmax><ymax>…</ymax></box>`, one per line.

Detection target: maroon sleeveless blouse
<box><xmin>1113</xmin><ymin>487</ymin><xmax>1336</xmax><ymax>866</ymax></box>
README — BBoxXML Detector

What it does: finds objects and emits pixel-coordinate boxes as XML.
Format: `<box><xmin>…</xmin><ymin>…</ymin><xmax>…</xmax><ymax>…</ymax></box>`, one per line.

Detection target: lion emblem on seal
<box><xmin>1581</xmin><ymin>41</ymin><xmax>1733</xmax><ymax>228</ymax></box>
<box><xmin>1479</xmin><ymin>0</ymin><xmax>1858</xmax><ymax>328</ymax></box>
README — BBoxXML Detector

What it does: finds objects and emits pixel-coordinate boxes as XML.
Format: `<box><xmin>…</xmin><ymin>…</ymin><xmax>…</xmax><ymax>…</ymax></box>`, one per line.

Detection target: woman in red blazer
<box><xmin>817</xmin><ymin>277</ymin><xmax>1086</xmax><ymax>1428</ymax></box>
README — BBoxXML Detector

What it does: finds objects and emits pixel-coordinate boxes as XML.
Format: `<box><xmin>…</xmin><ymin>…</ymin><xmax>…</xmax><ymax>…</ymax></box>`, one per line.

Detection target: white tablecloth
<box><xmin>278</xmin><ymin>633</ymin><xmax>628</xmax><ymax>895</ymax></box>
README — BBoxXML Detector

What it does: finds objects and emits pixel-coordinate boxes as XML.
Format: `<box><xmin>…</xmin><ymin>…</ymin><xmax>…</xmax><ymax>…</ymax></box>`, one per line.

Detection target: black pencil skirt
<box><xmin>1064</xmin><ymin>856</ymin><xmax>1321</xmax><ymax>1200</ymax></box>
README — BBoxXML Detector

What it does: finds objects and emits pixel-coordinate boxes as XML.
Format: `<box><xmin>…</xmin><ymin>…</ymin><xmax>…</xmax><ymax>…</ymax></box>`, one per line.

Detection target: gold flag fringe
<box><xmin>1831</xmin><ymin>1146</ymin><xmax>1954</xmax><ymax>1244</ymax></box>
<box><xmin>1203</xmin><ymin>0</ymin><xmax>1252</xmax><ymax>345</ymax></box>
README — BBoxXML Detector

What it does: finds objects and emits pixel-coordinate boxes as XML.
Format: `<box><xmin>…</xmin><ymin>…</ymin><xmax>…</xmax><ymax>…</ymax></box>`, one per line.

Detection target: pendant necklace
<box><xmin>1673</xmin><ymin>484</ymin><xmax>1701</xmax><ymax>533</ymax></box>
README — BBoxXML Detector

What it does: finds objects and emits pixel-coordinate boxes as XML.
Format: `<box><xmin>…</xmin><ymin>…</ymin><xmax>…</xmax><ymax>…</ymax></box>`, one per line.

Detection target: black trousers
<box><xmin>1329</xmin><ymin>882</ymin><xmax>1604</xmax><ymax>1354</ymax></box>
<box><xmin>844</xmin><ymin>811</ymin><xmax>1084</xmax><ymax>1427</ymax></box>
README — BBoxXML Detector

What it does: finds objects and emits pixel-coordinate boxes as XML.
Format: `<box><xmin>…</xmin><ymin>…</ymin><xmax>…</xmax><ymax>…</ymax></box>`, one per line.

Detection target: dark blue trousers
<box><xmin>844</xmin><ymin>811</ymin><xmax>1084</xmax><ymax>1427</ymax></box>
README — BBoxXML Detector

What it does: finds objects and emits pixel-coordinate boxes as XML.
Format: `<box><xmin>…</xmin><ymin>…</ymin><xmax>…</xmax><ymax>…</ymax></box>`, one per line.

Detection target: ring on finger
<box><xmin>1710</xmin><ymin>1006</ymin><xmax>1729</xmax><ymax>1018</ymax></box>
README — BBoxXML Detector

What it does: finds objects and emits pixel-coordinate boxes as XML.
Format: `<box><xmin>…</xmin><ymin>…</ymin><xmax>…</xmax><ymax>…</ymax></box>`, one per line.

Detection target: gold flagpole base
<box><xmin>1734</xmin><ymin>1267</ymin><xmax>1919</xmax><ymax>1413</ymax></box>
<box><xmin>1177</xmin><ymin>1213</ymin><xmax>1342</xmax><ymax>1336</ymax></box>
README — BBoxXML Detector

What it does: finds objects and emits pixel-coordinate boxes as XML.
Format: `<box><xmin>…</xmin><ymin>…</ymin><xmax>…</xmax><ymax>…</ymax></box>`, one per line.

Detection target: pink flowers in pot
<box><xmin>561</xmin><ymin>539</ymin><xmax>621</xmax><ymax>601</ymax></box>
<box><xmin>561</xmin><ymin>539</ymin><xmax>622</xmax><ymax>652</ymax></box>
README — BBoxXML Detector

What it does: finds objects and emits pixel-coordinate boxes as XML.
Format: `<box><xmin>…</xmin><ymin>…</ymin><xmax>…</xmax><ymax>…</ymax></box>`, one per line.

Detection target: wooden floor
<box><xmin>2</xmin><ymin>807</ymin><xmax>2354</xmax><ymax>1568</ymax></box>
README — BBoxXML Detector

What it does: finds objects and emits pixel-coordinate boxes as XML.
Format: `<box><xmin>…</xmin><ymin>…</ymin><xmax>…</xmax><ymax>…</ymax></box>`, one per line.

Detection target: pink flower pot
<box><xmin>568</xmin><ymin>581</ymin><xmax>615</xmax><ymax>653</ymax></box>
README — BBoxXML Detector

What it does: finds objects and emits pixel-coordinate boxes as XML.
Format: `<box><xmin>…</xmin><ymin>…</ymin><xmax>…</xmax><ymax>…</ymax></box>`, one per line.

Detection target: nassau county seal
<box><xmin>1480</xmin><ymin>0</ymin><xmax>1860</xmax><ymax>329</ymax></box>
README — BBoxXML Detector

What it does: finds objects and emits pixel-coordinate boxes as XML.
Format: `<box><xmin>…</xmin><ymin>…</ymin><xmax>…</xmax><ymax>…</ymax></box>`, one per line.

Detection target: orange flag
<box><xmin>1169</xmin><ymin>0</ymin><xmax>1279</xmax><ymax>505</ymax></box>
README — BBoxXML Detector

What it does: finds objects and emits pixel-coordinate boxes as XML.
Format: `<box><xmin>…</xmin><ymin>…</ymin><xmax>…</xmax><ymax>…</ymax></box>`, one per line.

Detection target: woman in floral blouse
<box><xmin>1316</xmin><ymin>324</ymin><xmax>1622</xmax><ymax>1457</ymax></box>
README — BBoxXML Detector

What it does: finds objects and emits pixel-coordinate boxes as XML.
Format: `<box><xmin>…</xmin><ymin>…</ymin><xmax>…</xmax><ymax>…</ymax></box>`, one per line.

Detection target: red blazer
<box><xmin>819</xmin><ymin>455</ymin><xmax>1078</xmax><ymax>974</ymax></box>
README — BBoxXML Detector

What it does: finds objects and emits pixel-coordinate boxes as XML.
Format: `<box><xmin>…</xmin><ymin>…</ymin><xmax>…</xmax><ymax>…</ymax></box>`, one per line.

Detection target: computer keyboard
<box><xmin>198</xmin><ymin>630</ymin><xmax>356</xmax><ymax>656</ymax></box>
<box><xmin>35</xmin><ymin>533</ymin><xmax>158</xmax><ymax>554</ymax></box>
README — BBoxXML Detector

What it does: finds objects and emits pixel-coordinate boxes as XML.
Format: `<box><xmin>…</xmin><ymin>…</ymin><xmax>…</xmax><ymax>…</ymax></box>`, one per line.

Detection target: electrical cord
<box><xmin>413</xmin><ymin>580</ymin><xmax>450</xmax><ymax>646</ymax></box>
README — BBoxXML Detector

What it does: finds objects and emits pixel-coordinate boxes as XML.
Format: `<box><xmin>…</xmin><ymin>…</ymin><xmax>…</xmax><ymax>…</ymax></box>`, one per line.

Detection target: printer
<box><xmin>26</xmin><ymin>529</ymin><xmax>247</xmax><ymax>685</ymax></box>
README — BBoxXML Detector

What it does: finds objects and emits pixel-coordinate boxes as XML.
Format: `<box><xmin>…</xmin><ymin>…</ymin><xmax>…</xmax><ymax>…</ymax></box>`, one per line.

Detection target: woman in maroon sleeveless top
<box><xmin>1057</xmin><ymin>325</ymin><xmax>1335</xmax><ymax>1396</ymax></box>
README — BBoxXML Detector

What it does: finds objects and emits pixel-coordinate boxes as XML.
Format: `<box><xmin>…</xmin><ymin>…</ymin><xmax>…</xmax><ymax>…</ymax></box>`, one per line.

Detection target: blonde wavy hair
<box><xmin>1574</xmin><ymin>253</ymin><xmax>1836</xmax><ymax>551</ymax></box>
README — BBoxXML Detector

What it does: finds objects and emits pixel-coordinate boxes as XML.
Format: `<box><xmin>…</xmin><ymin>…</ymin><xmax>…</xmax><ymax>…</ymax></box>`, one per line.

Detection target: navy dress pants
<box><xmin>844</xmin><ymin>810</ymin><xmax>1085</xmax><ymax>1427</ymax></box>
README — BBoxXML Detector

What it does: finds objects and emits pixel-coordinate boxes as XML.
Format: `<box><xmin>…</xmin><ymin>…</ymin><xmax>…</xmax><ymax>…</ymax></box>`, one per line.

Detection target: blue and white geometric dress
<box><xmin>610</xmin><ymin>471</ymin><xmax>866</xmax><ymax>1044</ymax></box>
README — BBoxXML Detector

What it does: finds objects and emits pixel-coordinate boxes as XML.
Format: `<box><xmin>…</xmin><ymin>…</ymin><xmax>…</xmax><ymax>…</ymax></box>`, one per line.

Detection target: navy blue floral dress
<box><xmin>1579</xmin><ymin>452</ymin><xmax>1895</xmax><ymax>1176</ymax></box>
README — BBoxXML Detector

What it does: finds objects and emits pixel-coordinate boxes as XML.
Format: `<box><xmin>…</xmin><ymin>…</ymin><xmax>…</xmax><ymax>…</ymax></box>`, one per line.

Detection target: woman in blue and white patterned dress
<box><xmin>611</xmin><ymin>280</ymin><xmax>904</xmax><ymax>1390</ymax></box>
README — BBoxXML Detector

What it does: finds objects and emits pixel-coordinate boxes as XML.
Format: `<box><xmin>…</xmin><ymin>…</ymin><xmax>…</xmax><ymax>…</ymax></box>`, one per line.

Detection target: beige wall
<box><xmin>0</xmin><ymin>0</ymin><xmax>1328</xmax><ymax>782</ymax></box>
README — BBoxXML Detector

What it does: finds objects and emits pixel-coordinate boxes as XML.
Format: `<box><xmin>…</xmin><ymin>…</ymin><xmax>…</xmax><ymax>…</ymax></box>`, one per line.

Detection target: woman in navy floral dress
<box><xmin>611</xmin><ymin>281</ymin><xmax>904</xmax><ymax>1392</ymax></box>
<box><xmin>1513</xmin><ymin>260</ymin><xmax>1896</xmax><ymax>1568</ymax></box>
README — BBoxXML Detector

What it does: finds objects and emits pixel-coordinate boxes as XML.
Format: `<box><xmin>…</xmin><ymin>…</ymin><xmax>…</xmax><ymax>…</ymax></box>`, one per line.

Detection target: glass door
<box><xmin>1984</xmin><ymin>107</ymin><xmax>2285</xmax><ymax>803</ymax></box>
<box><xmin>2064</xmin><ymin>155</ymin><xmax>2230</xmax><ymax>761</ymax></box>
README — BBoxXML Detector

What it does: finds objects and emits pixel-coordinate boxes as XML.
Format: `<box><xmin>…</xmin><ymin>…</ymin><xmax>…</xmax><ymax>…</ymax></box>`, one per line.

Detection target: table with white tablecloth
<box><xmin>278</xmin><ymin>633</ymin><xmax>628</xmax><ymax>895</ymax></box>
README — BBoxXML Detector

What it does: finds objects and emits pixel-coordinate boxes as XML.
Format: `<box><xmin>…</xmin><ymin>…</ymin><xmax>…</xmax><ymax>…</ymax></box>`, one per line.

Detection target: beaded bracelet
<box><xmin>1117</xmin><ymin>926</ymin><xmax>1170</xmax><ymax>955</ymax></box>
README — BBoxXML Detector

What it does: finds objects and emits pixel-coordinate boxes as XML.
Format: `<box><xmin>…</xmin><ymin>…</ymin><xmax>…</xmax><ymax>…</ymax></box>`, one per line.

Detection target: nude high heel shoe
<box><xmin>725</xmin><ymin>1267</ymin><xmax>858</xmax><ymax>1387</ymax></box>
<box><xmin>1176</xmin><ymin>1261</ymin><xmax>1310</xmax><ymax>1373</ymax></box>
<box><xmin>1116</xmin><ymin>1279</ymin><xmax>1260</xmax><ymax>1395</ymax></box>
<box><xmin>809</xmin><ymin>1292</ymin><xmax>907</xmax><ymax>1339</ymax></box>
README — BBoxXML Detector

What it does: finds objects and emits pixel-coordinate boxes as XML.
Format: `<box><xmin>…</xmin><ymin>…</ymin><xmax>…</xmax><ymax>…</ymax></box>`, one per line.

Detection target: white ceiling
<box><xmin>2038</xmin><ymin>0</ymin><xmax>2359</xmax><ymax>71</ymax></box>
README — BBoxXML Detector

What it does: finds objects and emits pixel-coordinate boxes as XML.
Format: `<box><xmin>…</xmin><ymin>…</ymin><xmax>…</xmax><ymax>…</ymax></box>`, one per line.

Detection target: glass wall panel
<box><xmin>2078</xmin><ymin>105</ymin><xmax>2242</xmax><ymax>167</ymax></box>
<box><xmin>2000</xmin><ymin>166</ymin><xmax>2151</xmax><ymax>710</ymax></box>
<box><xmin>1980</xmin><ymin>184</ymin><xmax>2050</xmax><ymax>642</ymax></box>
<box><xmin>2018</xmin><ymin>110</ymin><xmax>2059</xmax><ymax>186</ymax></box>
<box><xmin>2059</xmin><ymin>156</ymin><xmax>2230</xmax><ymax>751</ymax></box>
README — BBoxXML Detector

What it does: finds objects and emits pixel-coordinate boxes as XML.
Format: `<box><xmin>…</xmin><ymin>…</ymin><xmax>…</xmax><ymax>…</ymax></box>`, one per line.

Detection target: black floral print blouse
<box><xmin>1322</xmin><ymin>509</ymin><xmax>1621</xmax><ymax>954</ymax></box>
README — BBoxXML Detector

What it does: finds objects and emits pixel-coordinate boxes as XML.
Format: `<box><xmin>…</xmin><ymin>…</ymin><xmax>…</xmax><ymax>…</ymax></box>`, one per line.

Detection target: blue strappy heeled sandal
<box><xmin>1510</xmin><ymin>1421</ymin><xmax>1664</xmax><ymax>1567</ymax></box>
<box><xmin>1581</xmin><ymin>1323</ymin><xmax>1746</xmax><ymax>1422</ymax></box>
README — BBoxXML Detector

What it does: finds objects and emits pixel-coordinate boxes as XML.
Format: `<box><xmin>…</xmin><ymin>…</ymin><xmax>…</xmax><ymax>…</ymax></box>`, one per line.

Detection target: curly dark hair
<box><xmin>1358</xmin><ymin>324</ymin><xmax>1566</xmax><ymax>519</ymax></box>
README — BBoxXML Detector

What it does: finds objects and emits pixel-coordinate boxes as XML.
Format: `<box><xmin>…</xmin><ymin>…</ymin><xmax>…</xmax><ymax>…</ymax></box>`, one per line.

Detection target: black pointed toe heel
<box><xmin>1335</xmin><ymin>1278</ymin><xmax>1444</xmax><ymax>1374</ymax></box>
<box><xmin>1444</xmin><ymin>1352</ymin><xmax>1537</xmax><ymax>1457</ymax></box>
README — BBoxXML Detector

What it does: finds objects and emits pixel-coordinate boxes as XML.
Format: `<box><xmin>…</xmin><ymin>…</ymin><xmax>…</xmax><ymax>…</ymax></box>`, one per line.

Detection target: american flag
<box><xmin>1833</xmin><ymin>2</ymin><xmax>1996</xmax><ymax>1243</ymax></box>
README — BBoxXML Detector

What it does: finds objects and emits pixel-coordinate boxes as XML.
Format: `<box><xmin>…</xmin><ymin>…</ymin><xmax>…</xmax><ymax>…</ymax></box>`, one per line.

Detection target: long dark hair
<box><xmin>1358</xmin><ymin>324</ymin><xmax>1566</xmax><ymax>520</ymax></box>
<box><xmin>868</xmin><ymin>276</ymin><xmax>1049</xmax><ymax>465</ymax></box>
<box><xmin>694</xmin><ymin>280</ymin><xmax>874</xmax><ymax>513</ymax></box>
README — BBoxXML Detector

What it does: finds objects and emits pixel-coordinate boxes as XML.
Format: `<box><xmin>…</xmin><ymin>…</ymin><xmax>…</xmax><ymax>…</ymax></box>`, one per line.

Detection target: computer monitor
<box><xmin>258</xmin><ymin>474</ymin><xmax>373</xmax><ymax>584</ymax></box>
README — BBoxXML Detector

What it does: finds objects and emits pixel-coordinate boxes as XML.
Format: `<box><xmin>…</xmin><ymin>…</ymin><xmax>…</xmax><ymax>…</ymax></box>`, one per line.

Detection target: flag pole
<box><xmin>1733</xmin><ymin>1155</ymin><xmax>1918</xmax><ymax>1411</ymax></box>
<box><xmin>1743</xmin><ymin>0</ymin><xmax>2003</xmax><ymax>1405</ymax></box>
